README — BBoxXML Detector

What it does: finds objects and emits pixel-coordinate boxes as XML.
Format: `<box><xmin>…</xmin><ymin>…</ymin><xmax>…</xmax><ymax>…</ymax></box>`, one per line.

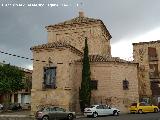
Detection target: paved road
<box><xmin>1</xmin><ymin>110</ymin><xmax>160</xmax><ymax>120</ymax></box>
<box><xmin>77</xmin><ymin>113</ymin><xmax>160</xmax><ymax>120</ymax></box>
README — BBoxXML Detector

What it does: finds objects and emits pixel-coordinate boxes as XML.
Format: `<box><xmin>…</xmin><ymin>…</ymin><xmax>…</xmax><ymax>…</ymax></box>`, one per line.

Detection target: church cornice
<box><xmin>30</xmin><ymin>41</ymin><xmax>83</xmax><ymax>56</ymax></box>
<box><xmin>133</xmin><ymin>40</ymin><xmax>160</xmax><ymax>45</ymax></box>
<box><xmin>76</xmin><ymin>55</ymin><xmax>137</xmax><ymax>64</ymax></box>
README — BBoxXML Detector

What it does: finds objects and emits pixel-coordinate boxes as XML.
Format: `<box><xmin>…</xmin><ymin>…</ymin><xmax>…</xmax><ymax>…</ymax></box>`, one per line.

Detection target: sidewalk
<box><xmin>76</xmin><ymin>113</ymin><xmax>85</xmax><ymax>119</ymax></box>
<box><xmin>0</xmin><ymin>110</ymin><xmax>85</xmax><ymax>119</ymax></box>
<box><xmin>0</xmin><ymin>110</ymin><xmax>35</xmax><ymax>120</ymax></box>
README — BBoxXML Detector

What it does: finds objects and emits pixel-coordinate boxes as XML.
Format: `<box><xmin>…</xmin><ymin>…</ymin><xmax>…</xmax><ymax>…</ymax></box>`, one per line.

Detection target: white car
<box><xmin>84</xmin><ymin>104</ymin><xmax>120</xmax><ymax>118</ymax></box>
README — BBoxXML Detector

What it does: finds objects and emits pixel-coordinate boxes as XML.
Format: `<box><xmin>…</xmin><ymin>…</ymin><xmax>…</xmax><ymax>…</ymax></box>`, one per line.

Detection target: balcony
<box><xmin>148</xmin><ymin>55</ymin><xmax>158</xmax><ymax>61</ymax></box>
<box><xmin>149</xmin><ymin>72</ymin><xmax>160</xmax><ymax>79</ymax></box>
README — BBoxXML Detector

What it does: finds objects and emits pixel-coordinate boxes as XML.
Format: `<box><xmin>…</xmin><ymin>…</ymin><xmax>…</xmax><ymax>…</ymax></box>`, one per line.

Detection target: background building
<box><xmin>133</xmin><ymin>41</ymin><xmax>160</xmax><ymax>104</ymax></box>
<box><xmin>0</xmin><ymin>62</ymin><xmax>32</xmax><ymax>109</ymax></box>
<box><xmin>10</xmin><ymin>68</ymin><xmax>32</xmax><ymax>109</ymax></box>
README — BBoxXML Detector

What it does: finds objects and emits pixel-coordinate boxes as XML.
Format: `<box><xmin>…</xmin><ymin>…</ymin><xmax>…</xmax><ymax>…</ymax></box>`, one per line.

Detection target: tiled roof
<box><xmin>133</xmin><ymin>40</ymin><xmax>160</xmax><ymax>45</ymax></box>
<box><xmin>77</xmin><ymin>55</ymin><xmax>135</xmax><ymax>64</ymax></box>
<box><xmin>30</xmin><ymin>41</ymin><xmax>83</xmax><ymax>56</ymax></box>
<box><xmin>47</xmin><ymin>17</ymin><xmax>101</xmax><ymax>27</ymax></box>
<box><xmin>45</xmin><ymin>15</ymin><xmax>112</xmax><ymax>39</ymax></box>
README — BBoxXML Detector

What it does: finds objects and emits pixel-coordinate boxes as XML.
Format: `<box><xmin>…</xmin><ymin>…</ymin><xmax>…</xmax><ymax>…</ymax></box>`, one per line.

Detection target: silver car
<box><xmin>35</xmin><ymin>106</ymin><xmax>76</xmax><ymax>120</ymax></box>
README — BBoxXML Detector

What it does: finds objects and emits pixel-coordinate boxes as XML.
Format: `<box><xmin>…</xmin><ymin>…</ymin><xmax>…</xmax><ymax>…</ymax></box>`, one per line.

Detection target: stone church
<box><xmin>31</xmin><ymin>12</ymin><xmax>139</xmax><ymax>113</ymax></box>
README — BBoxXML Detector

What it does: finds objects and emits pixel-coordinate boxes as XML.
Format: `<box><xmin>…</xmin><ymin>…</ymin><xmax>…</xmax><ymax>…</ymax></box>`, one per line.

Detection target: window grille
<box><xmin>43</xmin><ymin>67</ymin><xmax>56</xmax><ymax>89</ymax></box>
<box><xmin>123</xmin><ymin>79</ymin><xmax>129</xmax><ymax>90</ymax></box>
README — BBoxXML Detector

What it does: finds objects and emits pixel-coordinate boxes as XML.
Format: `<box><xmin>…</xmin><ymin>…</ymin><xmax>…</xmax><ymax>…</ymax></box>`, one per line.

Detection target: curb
<box><xmin>76</xmin><ymin>115</ymin><xmax>85</xmax><ymax>119</ymax></box>
<box><xmin>0</xmin><ymin>115</ymin><xmax>33</xmax><ymax>117</ymax></box>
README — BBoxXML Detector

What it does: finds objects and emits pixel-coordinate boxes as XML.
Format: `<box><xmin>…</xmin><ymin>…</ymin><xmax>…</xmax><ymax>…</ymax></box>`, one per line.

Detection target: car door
<box><xmin>50</xmin><ymin>107</ymin><xmax>57</xmax><ymax>119</ymax></box>
<box><xmin>147</xmin><ymin>104</ymin><xmax>154</xmax><ymax>112</ymax></box>
<box><xmin>143</xmin><ymin>103</ymin><xmax>151</xmax><ymax>112</ymax></box>
<box><xmin>96</xmin><ymin>105</ymin><xmax>104</xmax><ymax>115</ymax></box>
<box><xmin>102</xmin><ymin>105</ymin><xmax>110</xmax><ymax>115</ymax></box>
<box><xmin>103</xmin><ymin>105</ymin><xmax>113</xmax><ymax>115</ymax></box>
<box><xmin>55</xmin><ymin>107</ymin><xmax>67</xmax><ymax>119</ymax></box>
<box><xmin>139</xmin><ymin>102</ymin><xmax>147</xmax><ymax>112</ymax></box>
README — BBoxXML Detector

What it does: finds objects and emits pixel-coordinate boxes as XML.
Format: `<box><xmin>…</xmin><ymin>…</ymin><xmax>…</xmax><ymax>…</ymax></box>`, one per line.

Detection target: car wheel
<box><xmin>42</xmin><ymin>116</ymin><xmax>49</xmax><ymax>120</ymax></box>
<box><xmin>154</xmin><ymin>108</ymin><xmax>158</xmax><ymax>113</ymax></box>
<box><xmin>92</xmin><ymin>112</ymin><xmax>98</xmax><ymax>118</ymax></box>
<box><xmin>113</xmin><ymin>110</ymin><xmax>119</xmax><ymax>116</ymax></box>
<box><xmin>138</xmin><ymin>109</ymin><xmax>143</xmax><ymax>114</ymax></box>
<box><xmin>67</xmin><ymin>113</ymin><xmax>74</xmax><ymax>120</ymax></box>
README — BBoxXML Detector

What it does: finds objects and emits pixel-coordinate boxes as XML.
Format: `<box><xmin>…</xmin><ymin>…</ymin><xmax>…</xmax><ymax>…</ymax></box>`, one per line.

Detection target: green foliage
<box><xmin>24</xmin><ymin>76</ymin><xmax>32</xmax><ymax>91</ymax></box>
<box><xmin>79</xmin><ymin>37</ymin><xmax>91</xmax><ymax>112</ymax></box>
<box><xmin>0</xmin><ymin>64</ymin><xmax>25</xmax><ymax>94</ymax></box>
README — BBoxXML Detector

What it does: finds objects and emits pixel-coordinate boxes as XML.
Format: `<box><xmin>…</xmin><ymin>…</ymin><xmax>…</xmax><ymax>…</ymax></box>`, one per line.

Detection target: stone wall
<box><xmin>110</xmin><ymin>63</ymin><xmax>139</xmax><ymax>113</ymax></box>
<box><xmin>73</xmin><ymin>62</ymin><xmax>139</xmax><ymax>113</ymax></box>
<box><xmin>31</xmin><ymin>48</ymin><xmax>81</xmax><ymax>113</ymax></box>
<box><xmin>47</xmin><ymin>24</ymin><xmax>111</xmax><ymax>56</ymax></box>
<box><xmin>133</xmin><ymin>41</ymin><xmax>160</xmax><ymax>98</ymax></box>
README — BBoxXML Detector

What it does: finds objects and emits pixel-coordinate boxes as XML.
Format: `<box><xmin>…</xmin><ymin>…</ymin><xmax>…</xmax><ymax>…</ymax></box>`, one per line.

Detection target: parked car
<box><xmin>8</xmin><ymin>103</ymin><xmax>22</xmax><ymax>111</ymax></box>
<box><xmin>84</xmin><ymin>104</ymin><xmax>120</xmax><ymax>118</ymax></box>
<box><xmin>21</xmin><ymin>103</ymin><xmax>31</xmax><ymax>110</ymax></box>
<box><xmin>129</xmin><ymin>102</ymin><xmax>159</xmax><ymax>114</ymax></box>
<box><xmin>35</xmin><ymin>106</ymin><xmax>76</xmax><ymax>120</ymax></box>
<box><xmin>0</xmin><ymin>104</ymin><xmax>3</xmax><ymax>110</ymax></box>
<box><xmin>158</xmin><ymin>102</ymin><xmax>160</xmax><ymax>109</ymax></box>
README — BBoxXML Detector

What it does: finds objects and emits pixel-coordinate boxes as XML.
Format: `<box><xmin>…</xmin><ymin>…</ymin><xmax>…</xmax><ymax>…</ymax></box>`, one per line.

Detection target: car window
<box><xmin>39</xmin><ymin>108</ymin><xmax>45</xmax><ymax>111</ymax></box>
<box><xmin>145</xmin><ymin>103</ymin><xmax>150</xmax><ymax>106</ymax></box>
<box><xmin>103</xmin><ymin>105</ymin><xmax>111</xmax><ymax>109</ymax></box>
<box><xmin>55</xmin><ymin>107</ymin><xmax>66</xmax><ymax>112</ymax></box>
<box><xmin>45</xmin><ymin>108</ymin><xmax>50</xmax><ymax>111</ymax></box>
<box><xmin>139</xmin><ymin>103</ymin><xmax>146</xmax><ymax>106</ymax></box>
<box><xmin>96</xmin><ymin>105</ymin><xmax>103</xmax><ymax>109</ymax></box>
<box><xmin>131</xmin><ymin>103</ymin><xmax>137</xmax><ymax>106</ymax></box>
<box><xmin>50</xmin><ymin>107</ymin><xmax>56</xmax><ymax>111</ymax></box>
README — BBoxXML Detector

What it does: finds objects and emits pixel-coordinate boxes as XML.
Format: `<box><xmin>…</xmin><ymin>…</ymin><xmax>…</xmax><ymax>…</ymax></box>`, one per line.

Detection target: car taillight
<box><xmin>37</xmin><ymin>112</ymin><xmax>42</xmax><ymax>117</ymax></box>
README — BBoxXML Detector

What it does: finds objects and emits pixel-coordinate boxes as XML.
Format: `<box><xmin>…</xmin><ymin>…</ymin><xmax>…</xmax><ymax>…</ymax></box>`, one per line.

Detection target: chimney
<box><xmin>79</xmin><ymin>11</ymin><xmax>84</xmax><ymax>17</ymax></box>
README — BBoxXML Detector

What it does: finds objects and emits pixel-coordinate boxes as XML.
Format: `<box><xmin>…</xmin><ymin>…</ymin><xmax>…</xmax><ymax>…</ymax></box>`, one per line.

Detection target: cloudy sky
<box><xmin>0</xmin><ymin>0</ymin><xmax>160</xmax><ymax>69</ymax></box>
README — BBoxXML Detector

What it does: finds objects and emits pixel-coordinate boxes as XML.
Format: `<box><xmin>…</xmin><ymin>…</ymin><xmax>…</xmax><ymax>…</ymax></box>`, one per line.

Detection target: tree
<box><xmin>79</xmin><ymin>37</ymin><xmax>91</xmax><ymax>112</ymax></box>
<box><xmin>0</xmin><ymin>64</ymin><xmax>24</xmax><ymax>103</ymax></box>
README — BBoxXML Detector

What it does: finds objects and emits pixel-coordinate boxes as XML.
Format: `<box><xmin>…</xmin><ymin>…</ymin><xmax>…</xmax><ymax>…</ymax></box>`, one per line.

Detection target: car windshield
<box><xmin>38</xmin><ymin>107</ymin><xmax>45</xmax><ymax>111</ymax></box>
<box><xmin>131</xmin><ymin>103</ymin><xmax>137</xmax><ymax>106</ymax></box>
<box><xmin>88</xmin><ymin>105</ymin><xmax>95</xmax><ymax>108</ymax></box>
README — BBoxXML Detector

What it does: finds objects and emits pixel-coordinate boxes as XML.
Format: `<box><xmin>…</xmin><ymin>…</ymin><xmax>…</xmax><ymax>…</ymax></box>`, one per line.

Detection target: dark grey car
<box><xmin>35</xmin><ymin>106</ymin><xmax>76</xmax><ymax>120</ymax></box>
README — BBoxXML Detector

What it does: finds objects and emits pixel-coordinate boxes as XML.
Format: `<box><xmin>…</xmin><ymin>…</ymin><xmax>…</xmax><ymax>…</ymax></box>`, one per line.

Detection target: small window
<box><xmin>123</xmin><ymin>79</ymin><xmax>129</xmax><ymax>90</ymax></box>
<box><xmin>44</xmin><ymin>67</ymin><xmax>56</xmax><ymax>89</ymax></box>
<box><xmin>148</xmin><ymin>47</ymin><xmax>157</xmax><ymax>57</ymax></box>
<box><xmin>91</xmin><ymin>80</ymin><xmax>98</xmax><ymax>90</ymax></box>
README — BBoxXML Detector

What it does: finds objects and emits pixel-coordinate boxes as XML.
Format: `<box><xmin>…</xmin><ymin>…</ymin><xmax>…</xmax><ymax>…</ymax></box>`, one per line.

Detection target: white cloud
<box><xmin>111</xmin><ymin>40</ymin><xmax>133</xmax><ymax>61</ymax></box>
<box><xmin>111</xmin><ymin>27</ymin><xmax>160</xmax><ymax>60</ymax></box>
<box><xmin>131</xmin><ymin>27</ymin><xmax>160</xmax><ymax>43</ymax></box>
<box><xmin>25</xmin><ymin>64</ymin><xmax>33</xmax><ymax>70</ymax></box>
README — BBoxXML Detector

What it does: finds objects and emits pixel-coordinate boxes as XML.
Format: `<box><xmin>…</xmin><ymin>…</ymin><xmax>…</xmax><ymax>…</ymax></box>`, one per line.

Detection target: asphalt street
<box><xmin>77</xmin><ymin>112</ymin><xmax>160</xmax><ymax>120</ymax></box>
